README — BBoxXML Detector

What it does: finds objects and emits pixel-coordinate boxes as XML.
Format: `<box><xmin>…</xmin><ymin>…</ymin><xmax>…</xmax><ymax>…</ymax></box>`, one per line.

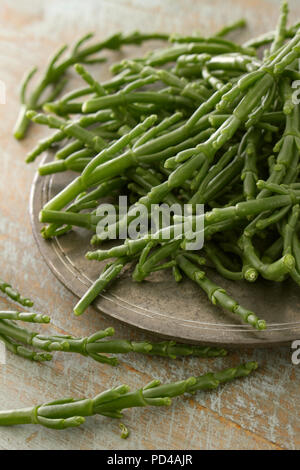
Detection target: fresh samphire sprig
<box><xmin>0</xmin><ymin>311</ymin><xmax>227</xmax><ymax>365</ymax></box>
<box><xmin>14</xmin><ymin>31</ymin><xmax>170</xmax><ymax>140</ymax></box>
<box><xmin>0</xmin><ymin>279</ymin><xmax>33</xmax><ymax>308</ymax></box>
<box><xmin>18</xmin><ymin>3</ymin><xmax>300</xmax><ymax>331</ymax></box>
<box><xmin>0</xmin><ymin>362</ymin><xmax>257</xmax><ymax>429</ymax></box>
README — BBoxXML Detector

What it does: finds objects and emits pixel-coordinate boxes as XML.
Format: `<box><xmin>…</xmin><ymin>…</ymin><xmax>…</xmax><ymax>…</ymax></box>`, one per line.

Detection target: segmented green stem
<box><xmin>0</xmin><ymin>362</ymin><xmax>257</xmax><ymax>428</ymax></box>
<box><xmin>0</xmin><ymin>280</ymin><xmax>33</xmax><ymax>307</ymax></box>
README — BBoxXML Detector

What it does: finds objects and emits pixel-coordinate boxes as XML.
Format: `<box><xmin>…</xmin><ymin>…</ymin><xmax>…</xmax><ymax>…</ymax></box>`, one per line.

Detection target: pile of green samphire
<box><xmin>0</xmin><ymin>1</ymin><xmax>297</xmax><ymax>433</ymax></box>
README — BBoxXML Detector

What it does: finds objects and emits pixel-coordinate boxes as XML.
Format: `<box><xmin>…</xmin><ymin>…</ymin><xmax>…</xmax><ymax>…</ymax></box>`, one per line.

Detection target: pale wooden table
<box><xmin>0</xmin><ymin>0</ymin><xmax>299</xmax><ymax>450</ymax></box>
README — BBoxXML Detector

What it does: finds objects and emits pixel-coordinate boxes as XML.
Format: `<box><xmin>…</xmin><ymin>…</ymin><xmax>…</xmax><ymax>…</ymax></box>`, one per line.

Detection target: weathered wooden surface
<box><xmin>0</xmin><ymin>0</ymin><xmax>299</xmax><ymax>450</ymax></box>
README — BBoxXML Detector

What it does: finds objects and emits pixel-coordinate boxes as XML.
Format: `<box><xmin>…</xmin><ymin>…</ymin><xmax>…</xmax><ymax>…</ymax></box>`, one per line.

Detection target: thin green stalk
<box><xmin>176</xmin><ymin>254</ymin><xmax>266</xmax><ymax>330</ymax></box>
<box><xmin>74</xmin><ymin>258</ymin><xmax>130</xmax><ymax>316</ymax></box>
<box><xmin>0</xmin><ymin>280</ymin><xmax>33</xmax><ymax>307</ymax></box>
<box><xmin>0</xmin><ymin>362</ymin><xmax>257</xmax><ymax>429</ymax></box>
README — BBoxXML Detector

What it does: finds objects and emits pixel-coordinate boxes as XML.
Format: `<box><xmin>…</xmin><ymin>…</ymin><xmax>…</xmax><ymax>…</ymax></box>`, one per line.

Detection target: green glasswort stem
<box><xmin>255</xmin><ymin>205</ymin><xmax>292</xmax><ymax>231</ymax></box>
<box><xmin>53</xmin><ymin>70</ymin><xmax>141</xmax><ymax>105</ymax></box>
<box><xmin>0</xmin><ymin>333</ymin><xmax>52</xmax><ymax>362</ymax></box>
<box><xmin>86</xmin><ymin>238</ymin><xmax>150</xmax><ymax>261</ymax></box>
<box><xmin>204</xmin><ymin>194</ymin><xmax>300</xmax><ymax>225</ymax></box>
<box><xmin>283</xmin><ymin>205</ymin><xmax>300</xmax><ymax>255</ymax></box>
<box><xmin>243</xmin><ymin>20</ymin><xmax>300</xmax><ymax>48</ymax></box>
<box><xmin>132</xmin><ymin>240</ymin><xmax>182</xmax><ymax>282</ymax></box>
<box><xmin>40</xmin><ymin>210</ymin><xmax>100</xmax><ymax>230</ymax></box>
<box><xmin>82</xmin><ymin>114</ymin><xmax>158</xmax><ymax>180</ymax></box>
<box><xmin>88</xmin><ymin>215</ymin><xmax>243</xmax><ymax>263</ymax></box>
<box><xmin>269</xmin><ymin>2</ymin><xmax>289</xmax><ymax>55</ymax></box>
<box><xmin>0</xmin><ymin>319</ymin><xmax>70</xmax><ymax>353</ymax></box>
<box><xmin>241</xmin><ymin>129</ymin><xmax>260</xmax><ymax>200</ymax></box>
<box><xmin>74</xmin><ymin>63</ymin><xmax>106</xmax><ymax>97</ymax></box>
<box><xmin>0</xmin><ymin>314</ymin><xmax>226</xmax><ymax>365</ymax></box>
<box><xmin>292</xmin><ymin>232</ymin><xmax>300</xmax><ymax>272</ymax></box>
<box><xmin>282</xmin><ymin>204</ymin><xmax>300</xmax><ymax>285</ymax></box>
<box><xmin>41</xmin><ymin>177</ymin><xmax>126</xmax><ymax>239</ymax></box>
<box><xmin>39</xmin><ymin>150</ymin><xmax>95</xmax><ymax>176</ymax></box>
<box><xmin>190</xmin><ymin>148</ymin><xmax>244</xmax><ymax>204</ymax></box>
<box><xmin>43</xmin><ymin>121</ymin><xmax>212</xmax><ymax>216</ymax></box>
<box><xmin>204</xmin><ymin>242</ymin><xmax>243</xmax><ymax>281</ymax></box>
<box><xmin>83</xmin><ymin>91</ymin><xmax>195</xmax><ymax>114</ymax></box>
<box><xmin>262</xmin><ymin>238</ymin><xmax>283</xmax><ymax>264</ymax></box>
<box><xmin>93</xmin><ymin>154</ymin><xmax>195</xmax><ymax>241</ymax></box>
<box><xmin>27</xmin><ymin>111</ymin><xmax>107</xmax><ymax>153</ymax></box>
<box><xmin>55</xmin><ymin>140</ymin><xmax>85</xmax><ymax>160</ymax></box>
<box><xmin>40</xmin><ymin>91</ymin><xmax>223</xmax><ymax>212</ymax></box>
<box><xmin>26</xmin><ymin>109</ymin><xmax>113</xmax><ymax>163</ymax></box>
<box><xmin>0</xmin><ymin>311</ymin><xmax>49</xmax><ymax>323</ymax></box>
<box><xmin>0</xmin><ymin>362</ymin><xmax>257</xmax><ymax>428</ymax></box>
<box><xmin>176</xmin><ymin>255</ymin><xmax>266</xmax><ymax>330</ymax></box>
<box><xmin>73</xmin><ymin>258</ymin><xmax>130</xmax><ymax>316</ymax></box>
<box><xmin>238</xmin><ymin>100</ymin><xmax>300</xmax><ymax>277</ymax></box>
<box><xmin>166</xmin><ymin>74</ymin><xmax>274</xmax><ymax>191</ymax></box>
<box><xmin>191</xmin><ymin>144</ymin><xmax>238</xmax><ymax>192</ymax></box>
<box><xmin>215</xmin><ymin>19</ymin><xmax>247</xmax><ymax>38</ymax></box>
<box><xmin>145</xmin><ymin>42</ymin><xmax>255</xmax><ymax>68</ymax></box>
<box><xmin>14</xmin><ymin>31</ymin><xmax>169</xmax><ymax>140</ymax></box>
<box><xmin>257</xmin><ymin>108</ymin><xmax>300</xmax><ymax>199</ymax></box>
<box><xmin>240</xmin><ymin>233</ymin><xmax>295</xmax><ymax>282</ymax></box>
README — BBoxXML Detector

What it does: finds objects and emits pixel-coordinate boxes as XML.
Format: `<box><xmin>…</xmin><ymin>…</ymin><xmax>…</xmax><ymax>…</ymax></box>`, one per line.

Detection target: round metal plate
<box><xmin>30</xmin><ymin>152</ymin><xmax>300</xmax><ymax>347</ymax></box>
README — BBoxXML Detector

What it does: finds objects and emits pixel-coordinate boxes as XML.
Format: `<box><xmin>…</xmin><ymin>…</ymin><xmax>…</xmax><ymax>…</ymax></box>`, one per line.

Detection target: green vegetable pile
<box><xmin>16</xmin><ymin>1</ymin><xmax>300</xmax><ymax>330</ymax></box>
<box><xmin>0</xmin><ymin>1</ymin><xmax>296</xmax><ymax>435</ymax></box>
